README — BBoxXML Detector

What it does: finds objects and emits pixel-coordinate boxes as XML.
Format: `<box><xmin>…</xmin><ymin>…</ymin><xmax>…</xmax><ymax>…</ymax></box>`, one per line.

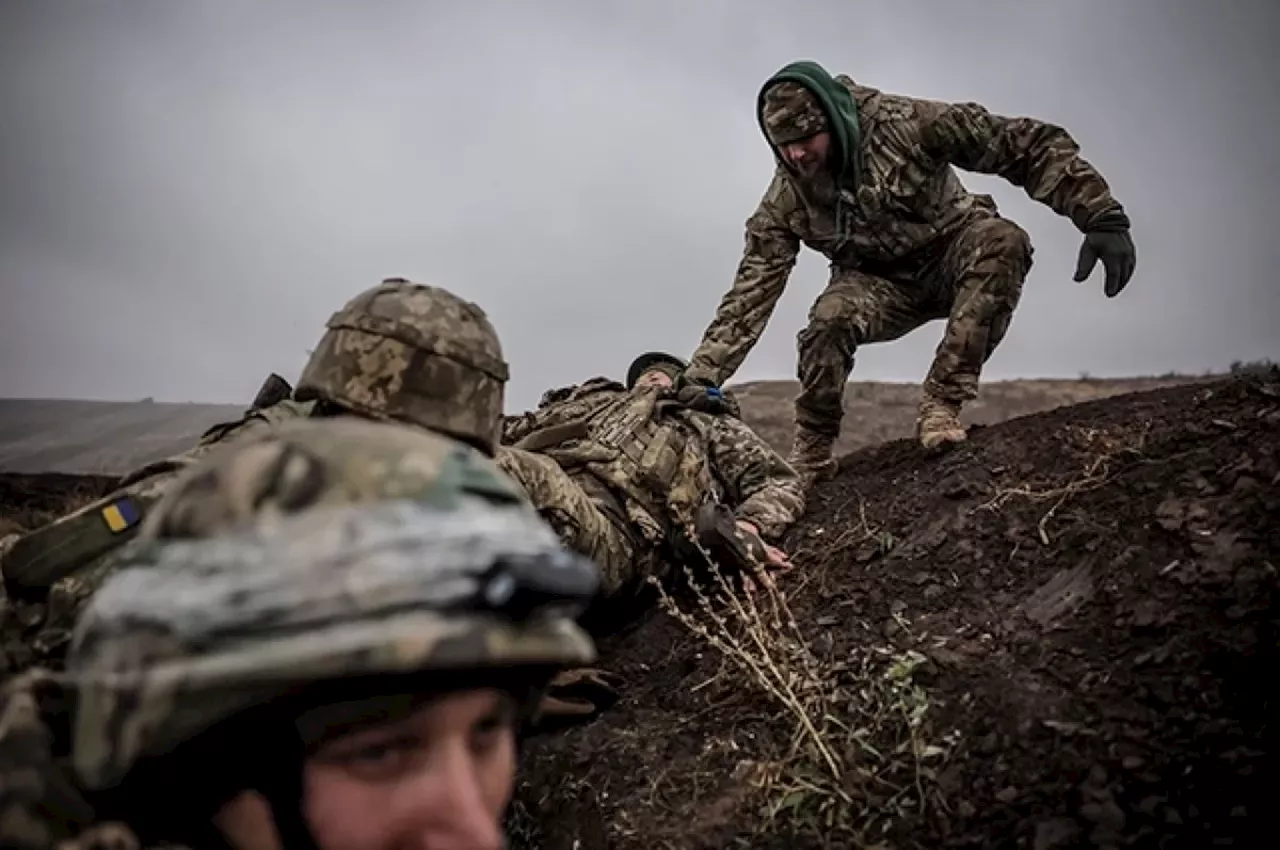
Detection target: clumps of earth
<box><xmin>510</xmin><ymin>370</ymin><xmax>1279</xmax><ymax>849</ymax></box>
<box><xmin>2</xmin><ymin>373</ymin><xmax>1276</xmax><ymax>848</ymax></box>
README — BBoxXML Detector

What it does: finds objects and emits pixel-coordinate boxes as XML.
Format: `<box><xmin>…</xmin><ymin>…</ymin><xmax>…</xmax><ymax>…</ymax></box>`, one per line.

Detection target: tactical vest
<box><xmin>531</xmin><ymin>388</ymin><xmax>718</xmax><ymax>546</ymax></box>
<box><xmin>0</xmin><ymin>399</ymin><xmax>316</xmax><ymax>597</ymax></box>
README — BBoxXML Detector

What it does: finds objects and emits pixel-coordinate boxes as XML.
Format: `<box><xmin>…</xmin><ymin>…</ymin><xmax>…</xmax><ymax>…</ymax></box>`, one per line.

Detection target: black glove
<box><xmin>1074</xmin><ymin>209</ymin><xmax>1136</xmax><ymax>298</ymax></box>
<box><xmin>674</xmin><ymin>374</ymin><xmax>733</xmax><ymax>415</ymax></box>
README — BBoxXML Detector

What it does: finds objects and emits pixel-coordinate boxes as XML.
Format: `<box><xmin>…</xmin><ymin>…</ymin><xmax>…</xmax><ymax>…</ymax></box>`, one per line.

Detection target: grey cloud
<box><xmin>1</xmin><ymin>0</ymin><xmax>1277</xmax><ymax>412</ymax></box>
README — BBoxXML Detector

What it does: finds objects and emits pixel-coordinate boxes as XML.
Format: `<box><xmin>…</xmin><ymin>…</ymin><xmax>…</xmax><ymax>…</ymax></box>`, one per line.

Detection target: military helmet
<box><xmin>295</xmin><ymin>277</ymin><xmax>509</xmax><ymax>455</ymax></box>
<box><xmin>626</xmin><ymin>351</ymin><xmax>688</xmax><ymax>389</ymax></box>
<box><xmin>65</xmin><ymin>417</ymin><xmax>599</xmax><ymax>792</ymax></box>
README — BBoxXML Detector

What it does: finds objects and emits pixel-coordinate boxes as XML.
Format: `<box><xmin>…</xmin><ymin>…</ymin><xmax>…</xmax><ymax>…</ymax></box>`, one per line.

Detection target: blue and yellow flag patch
<box><xmin>100</xmin><ymin>497</ymin><xmax>142</xmax><ymax>534</ymax></box>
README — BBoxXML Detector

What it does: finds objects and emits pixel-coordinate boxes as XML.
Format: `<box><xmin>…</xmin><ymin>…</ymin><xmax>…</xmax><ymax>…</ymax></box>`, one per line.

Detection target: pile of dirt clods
<box><xmin>511</xmin><ymin>371</ymin><xmax>1279</xmax><ymax>849</ymax></box>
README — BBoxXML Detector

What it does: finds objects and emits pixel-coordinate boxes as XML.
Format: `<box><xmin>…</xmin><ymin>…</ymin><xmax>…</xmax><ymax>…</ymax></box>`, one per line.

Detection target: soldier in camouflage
<box><xmin>497</xmin><ymin>351</ymin><xmax>803</xmax><ymax>624</ymax></box>
<box><xmin>681</xmin><ymin>60</ymin><xmax>1138</xmax><ymax>482</ymax></box>
<box><xmin>0</xmin><ymin>277</ymin><xmax>510</xmax><ymax>672</ymax></box>
<box><xmin>0</xmin><ymin>416</ymin><xmax>600</xmax><ymax>850</ymax></box>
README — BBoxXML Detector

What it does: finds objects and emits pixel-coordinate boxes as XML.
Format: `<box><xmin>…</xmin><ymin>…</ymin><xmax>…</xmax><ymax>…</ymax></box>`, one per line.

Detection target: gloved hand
<box><xmin>1074</xmin><ymin>209</ymin><xmax>1136</xmax><ymax>297</ymax></box>
<box><xmin>674</xmin><ymin>374</ymin><xmax>732</xmax><ymax>415</ymax></box>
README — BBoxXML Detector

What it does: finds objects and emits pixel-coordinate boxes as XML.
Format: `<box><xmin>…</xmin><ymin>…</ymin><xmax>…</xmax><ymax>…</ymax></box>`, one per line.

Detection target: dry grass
<box><xmin>974</xmin><ymin>423</ymin><xmax>1152</xmax><ymax>545</ymax></box>
<box><xmin>651</xmin><ymin>534</ymin><xmax>955</xmax><ymax>845</ymax></box>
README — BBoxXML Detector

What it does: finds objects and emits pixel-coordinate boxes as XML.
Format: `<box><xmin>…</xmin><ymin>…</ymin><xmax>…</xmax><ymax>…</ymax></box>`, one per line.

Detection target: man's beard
<box><xmin>799</xmin><ymin>167</ymin><xmax>839</xmax><ymax>206</ymax></box>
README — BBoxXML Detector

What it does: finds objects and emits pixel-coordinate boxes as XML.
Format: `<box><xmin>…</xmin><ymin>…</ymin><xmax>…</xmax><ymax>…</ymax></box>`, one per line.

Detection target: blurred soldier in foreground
<box><xmin>498</xmin><ymin>350</ymin><xmax>804</xmax><ymax>630</ymax></box>
<box><xmin>680</xmin><ymin>60</ymin><xmax>1138</xmax><ymax>484</ymax></box>
<box><xmin>0</xmin><ymin>277</ymin><xmax>509</xmax><ymax>671</ymax></box>
<box><xmin>0</xmin><ymin>416</ymin><xmax>599</xmax><ymax>850</ymax></box>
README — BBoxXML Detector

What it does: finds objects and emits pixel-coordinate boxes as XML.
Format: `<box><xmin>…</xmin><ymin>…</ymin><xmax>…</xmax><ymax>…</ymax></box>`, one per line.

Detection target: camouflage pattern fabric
<box><xmin>137</xmin><ymin>415</ymin><xmax>530</xmax><ymax>545</ymax></box>
<box><xmin>68</xmin><ymin>416</ymin><xmax>595</xmax><ymax>791</ymax></box>
<box><xmin>685</xmin><ymin>76</ymin><xmax>1126</xmax><ymax>398</ymax></box>
<box><xmin>0</xmin><ymin>417</ymin><xmax>597</xmax><ymax>848</ymax></box>
<box><xmin>70</xmin><ymin>495</ymin><xmax>597</xmax><ymax>792</ymax></box>
<box><xmin>499</xmin><ymin>377</ymin><xmax>804</xmax><ymax>600</ymax></box>
<box><xmin>295</xmin><ymin>277</ymin><xmax>509</xmax><ymax>455</ymax></box>
<box><xmin>0</xmin><ymin>668</ymin><xmax>95</xmax><ymax>850</ymax></box>
<box><xmin>0</xmin><ymin>399</ymin><xmax>315</xmax><ymax>675</ymax></box>
<box><xmin>760</xmin><ymin>81</ymin><xmax>828</xmax><ymax>145</ymax></box>
<box><xmin>495</xmin><ymin>446</ymin><xmax>646</xmax><ymax>597</ymax></box>
<box><xmin>2</xmin><ymin>276</ymin><xmax>514</xmax><ymax>673</ymax></box>
<box><xmin>795</xmin><ymin>216</ymin><xmax>1033</xmax><ymax>437</ymax></box>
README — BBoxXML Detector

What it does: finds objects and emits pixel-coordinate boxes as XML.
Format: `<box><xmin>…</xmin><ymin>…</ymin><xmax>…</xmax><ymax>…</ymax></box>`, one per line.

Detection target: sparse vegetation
<box><xmin>510</xmin><ymin>373</ymin><xmax>1277</xmax><ymax>849</ymax></box>
<box><xmin>1229</xmin><ymin>357</ymin><xmax>1277</xmax><ymax>377</ymax></box>
<box><xmin>649</xmin><ymin>545</ymin><xmax>952</xmax><ymax>845</ymax></box>
<box><xmin>2</xmin><ymin>372</ymin><xmax>1275</xmax><ymax>848</ymax></box>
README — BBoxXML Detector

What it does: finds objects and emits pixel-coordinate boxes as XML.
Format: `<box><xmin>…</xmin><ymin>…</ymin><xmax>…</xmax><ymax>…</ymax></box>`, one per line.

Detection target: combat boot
<box><xmin>788</xmin><ymin>428</ymin><xmax>837</xmax><ymax>489</ymax></box>
<box><xmin>916</xmin><ymin>395</ymin><xmax>967</xmax><ymax>452</ymax></box>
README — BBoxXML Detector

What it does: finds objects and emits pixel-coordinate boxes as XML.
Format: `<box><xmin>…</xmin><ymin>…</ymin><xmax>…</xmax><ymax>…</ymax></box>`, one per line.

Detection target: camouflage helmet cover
<box><xmin>66</xmin><ymin>418</ymin><xmax>599</xmax><ymax>791</ymax></box>
<box><xmin>295</xmin><ymin>278</ymin><xmax>509</xmax><ymax>455</ymax></box>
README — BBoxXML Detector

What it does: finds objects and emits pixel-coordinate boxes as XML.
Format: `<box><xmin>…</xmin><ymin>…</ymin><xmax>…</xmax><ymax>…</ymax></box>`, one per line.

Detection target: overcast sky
<box><xmin>1</xmin><ymin>0</ymin><xmax>1277</xmax><ymax>411</ymax></box>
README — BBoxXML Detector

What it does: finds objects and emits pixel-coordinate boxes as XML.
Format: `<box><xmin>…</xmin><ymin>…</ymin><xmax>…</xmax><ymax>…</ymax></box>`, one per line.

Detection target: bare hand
<box><xmin>735</xmin><ymin>520</ymin><xmax>792</xmax><ymax>572</ymax></box>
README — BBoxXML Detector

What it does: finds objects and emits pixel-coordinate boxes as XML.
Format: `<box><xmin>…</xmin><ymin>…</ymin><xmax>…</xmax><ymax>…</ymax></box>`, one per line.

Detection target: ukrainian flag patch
<box><xmin>101</xmin><ymin>497</ymin><xmax>142</xmax><ymax>534</ymax></box>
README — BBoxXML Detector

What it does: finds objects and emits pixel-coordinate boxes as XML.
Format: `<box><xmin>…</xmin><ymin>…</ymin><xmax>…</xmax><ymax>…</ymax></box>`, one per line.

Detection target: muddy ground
<box><xmin>511</xmin><ymin>371</ymin><xmax>1278</xmax><ymax>849</ymax></box>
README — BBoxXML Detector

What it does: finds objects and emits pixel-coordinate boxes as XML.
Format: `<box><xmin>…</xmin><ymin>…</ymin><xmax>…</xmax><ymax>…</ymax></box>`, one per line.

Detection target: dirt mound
<box><xmin>0</xmin><ymin>472</ymin><xmax>118</xmax><ymax>532</ymax></box>
<box><xmin>730</xmin><ymin>375</ymin><xmax>1210</xmax><ymax>458</ymax></box>
<box><xmin>511</xmin><ymin>372</ymin><xmax>1279</xmax><ymax>849</ymax></box>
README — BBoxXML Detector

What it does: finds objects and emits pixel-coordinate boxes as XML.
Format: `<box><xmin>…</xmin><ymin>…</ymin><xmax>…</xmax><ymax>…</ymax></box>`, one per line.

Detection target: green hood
<box><xmin>755</xmin><ymin>60</ymin><xmax>862</xmax><ymax>195</ymax></box>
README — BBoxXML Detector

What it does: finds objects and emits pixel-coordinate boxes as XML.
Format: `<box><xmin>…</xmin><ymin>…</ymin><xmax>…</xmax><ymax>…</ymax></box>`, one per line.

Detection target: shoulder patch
<box><xmin>100</xmin><ymin>497</ymin><xmax>142</xmax><ymax>534</ymax></box>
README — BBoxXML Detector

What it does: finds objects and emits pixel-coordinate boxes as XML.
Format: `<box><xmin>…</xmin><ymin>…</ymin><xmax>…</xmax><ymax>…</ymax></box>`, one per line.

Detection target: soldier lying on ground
<box><xmin>0</xmin><ymin>416</ymin><xmax>601</xmax><ymax>850</ymax></box>
<box><xmin>679</xmin><ymin>60</ymin><xmax>1138</xmax><ymax>485</ymax></box>
<box><xmin>0</xmin><ymin>277</ymin><xmax>510</xmax><ymax>670</ymax></box>
<box><xmin>497</xmin><ymin>350</ymin><xmax>805</xmax><ymax>633</ymax></box>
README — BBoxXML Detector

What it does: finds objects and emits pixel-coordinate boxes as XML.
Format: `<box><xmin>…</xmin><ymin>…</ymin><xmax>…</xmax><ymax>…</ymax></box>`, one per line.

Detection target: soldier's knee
<box><xmin>809</xmin><ymin>293</ymin><xmax>851</xmax><ymax>324</ymax></box>
<box><xmin>978</xmin><ymin>217</ymin><xmax>1034</xmax><ymax>268</ymax></box>
<box><xmin>797</xmin><ymin>317</ymin><xmax>839</xmax><ymax>350</ymax></box>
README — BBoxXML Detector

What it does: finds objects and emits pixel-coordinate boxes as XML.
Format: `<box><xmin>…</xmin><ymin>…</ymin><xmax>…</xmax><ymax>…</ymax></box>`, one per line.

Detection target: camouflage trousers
<box><xmin>495</xmin><ymin>448</ymin><xmax>655</xmax><ymax>601</ymax></box>
<box><xmin>795</xmin><ymin>215</ymin><xmax>1033</xmax><ymax>437</ymax></box>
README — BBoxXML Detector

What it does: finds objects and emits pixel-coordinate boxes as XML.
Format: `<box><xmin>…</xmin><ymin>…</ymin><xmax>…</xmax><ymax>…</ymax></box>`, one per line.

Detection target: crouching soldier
<box><xmin>681</xmin><ymin>60</ymin><xmax>1138</xmax><ymax>483</ymax></box>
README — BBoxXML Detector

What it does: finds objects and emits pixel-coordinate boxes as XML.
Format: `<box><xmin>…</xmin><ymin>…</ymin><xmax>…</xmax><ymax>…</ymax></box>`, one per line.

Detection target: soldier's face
<box><xmin>779</xmin><ymin>131</ymin><xmax>831</xmax><ymax>178</ymax></box>
<box><xmin>636</xmin><ymin>368</ymin><xmax>675</xmax><ymax>389</ymax></box>
<box><xmin>216</xmin><ymin>688</ymin><xmax>518</xmax><ymax>850</ymax></box>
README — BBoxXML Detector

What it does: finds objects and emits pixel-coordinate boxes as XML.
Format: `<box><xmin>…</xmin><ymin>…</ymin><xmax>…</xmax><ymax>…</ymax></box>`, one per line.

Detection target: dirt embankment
<box><xmin>730</xmin><ymin>375</ymin><xmax>1211</xmax><ymax>457</ymax></box>
<box><xmin>511</xmin><ymin>371</ymin><xmax>1278</xmax><ymax>849</ymax></box>
<box><xmin>0</xmin><ymin>473</ymin><xmax>117</xmax><ymax>534</ymax></box>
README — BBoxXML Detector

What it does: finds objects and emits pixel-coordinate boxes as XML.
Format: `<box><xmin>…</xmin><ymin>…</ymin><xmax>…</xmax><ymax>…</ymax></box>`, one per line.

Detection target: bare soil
<box><xmin>511</xmin><ymin>371</ymin><xmax>1278</xmax><ymax>849</ymax></box>
<box><xmin>730</xmin><ymin>376</ymin><xmax>1210</xmax><ymax>457</ymax></box>
<box><xmin>1</xmin><ymin>373</ymin><xmax>1273</xmax><ymax>849</ymax></box>
<box><xmin>0</xmin><ymin>472</ymin><xmax>117</xmax><ymax>533</ymax></box>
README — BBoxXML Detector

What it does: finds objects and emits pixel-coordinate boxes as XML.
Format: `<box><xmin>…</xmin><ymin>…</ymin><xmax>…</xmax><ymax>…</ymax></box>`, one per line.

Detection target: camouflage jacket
<box><xmin>686</xmin><ymin>77</ymin><xmax>1126</xmax><ymax>386</ymax></box>
<box><xmin>0</xmin><ymin>399</ymin><xmax>315</xmax><ymax>675</ymax></box>
<box><xmin>0</xmin><ymin>669</ymin><xmax>185</xmax><ymax>850</ymax></box>
<box><xmin>501</xmin><ymin>378</ymin><xmax>804</xmax><ymax>544</ymax></box>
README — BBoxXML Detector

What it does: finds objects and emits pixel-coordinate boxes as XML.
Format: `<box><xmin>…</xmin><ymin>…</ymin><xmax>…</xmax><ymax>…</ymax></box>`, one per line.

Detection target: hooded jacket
<box><xmin>684</xmin><ymin>62</ymin><xmax>1126</xmax><ymax>388</ymax></box>
<box><xmin>757</xmin><ymin>60</ymin><xmax>864</xmax><ymax>201</ymax></box>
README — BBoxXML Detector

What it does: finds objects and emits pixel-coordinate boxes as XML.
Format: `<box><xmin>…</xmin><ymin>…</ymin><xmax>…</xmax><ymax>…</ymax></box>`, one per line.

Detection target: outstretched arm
<box><xmin>707</xmin><ymin>416</ymin><xmax>805</xmax><ymax>541</ymax></box>
<box><xmin>918</xmin><ymin>99</ymin><xmax>1124</xmax><ymax>231</ymax></box>
<box><xmin>685</xmin><ymin>176</ymin><xmax>802</xmax><ymax>388</ymax></box>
